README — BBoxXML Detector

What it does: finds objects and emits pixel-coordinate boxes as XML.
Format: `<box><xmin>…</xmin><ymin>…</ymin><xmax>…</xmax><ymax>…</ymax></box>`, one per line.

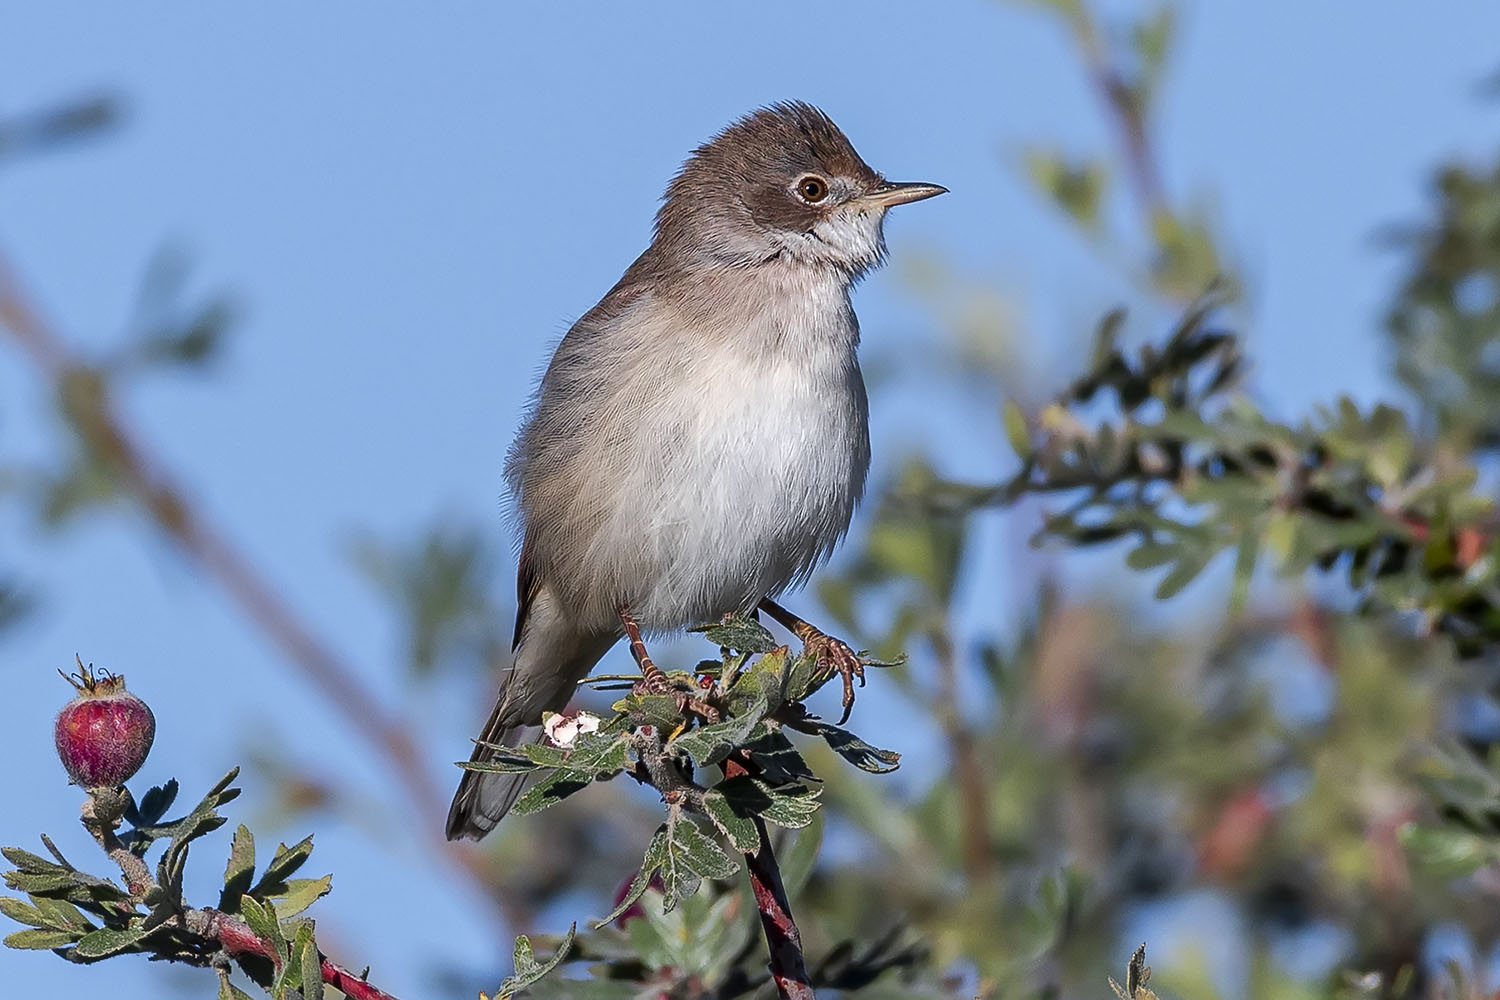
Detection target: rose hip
<box><xmin>54</xmin><ymin>657</ymin><xmax>155</xmax><ymax>789</ymax></box>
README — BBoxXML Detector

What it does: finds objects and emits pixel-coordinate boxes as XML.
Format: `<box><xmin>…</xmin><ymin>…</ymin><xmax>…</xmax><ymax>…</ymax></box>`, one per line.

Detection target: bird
<box><xmin>447</xmin><ymin>102</ymin><xmax>945</xmax><ymax>841</ymax></box>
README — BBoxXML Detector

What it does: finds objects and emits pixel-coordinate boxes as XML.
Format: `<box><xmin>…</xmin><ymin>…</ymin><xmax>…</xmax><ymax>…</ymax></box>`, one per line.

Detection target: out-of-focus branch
<box><xmin>0</xmin><ymin>94</ymin><xmax>120</xmax><ymax>165</ymax></box>
<box><xmin>1067</xmin><ymin>9</ymin><xmax>1168</xmax><ymax>221</ymax></box>
<box><xmin>0</xmin><ymin>251</ymin><xmax>510</xmax><ymax>913</ymax></box>
<box><xmin>928</xmin><ymin>626</ymin><xmax>992</xmax><ymax>882</ymax></box>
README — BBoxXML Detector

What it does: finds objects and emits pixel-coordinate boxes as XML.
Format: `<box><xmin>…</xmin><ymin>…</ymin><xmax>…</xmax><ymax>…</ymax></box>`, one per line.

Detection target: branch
<box><xmin>724</xmin><ymin>755</ymin><xmax>813</xmax><ymax>1000</ymax></box>
<box><xmin>202</xmin><ymin>909</ymin><xmax>400</xmax><ymax>1000</ymax></box>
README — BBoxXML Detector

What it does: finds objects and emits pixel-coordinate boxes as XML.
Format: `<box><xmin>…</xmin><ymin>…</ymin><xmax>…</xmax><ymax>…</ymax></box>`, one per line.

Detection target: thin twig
<box><xmin>724</xmin><ymin>756</ymin><xmax>813</xmax><ymax>1000</ymax></box>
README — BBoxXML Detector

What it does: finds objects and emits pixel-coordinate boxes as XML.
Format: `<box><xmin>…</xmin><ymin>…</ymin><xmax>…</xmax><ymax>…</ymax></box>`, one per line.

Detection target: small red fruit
<box><xmin>54</xmin><ymin>657</ymin><xmax>155</xmax><ymax>789</ymax></box>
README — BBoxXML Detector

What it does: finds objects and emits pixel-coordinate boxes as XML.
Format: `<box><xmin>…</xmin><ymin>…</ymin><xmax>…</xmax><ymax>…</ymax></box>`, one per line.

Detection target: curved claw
<box><xmin>803</xmin><ymin>631</ymin><xmax>866</xmax><ymax>725</ymax></box>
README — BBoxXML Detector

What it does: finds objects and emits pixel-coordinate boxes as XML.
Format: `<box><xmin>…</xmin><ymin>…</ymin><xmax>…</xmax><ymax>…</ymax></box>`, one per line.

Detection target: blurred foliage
<box><xmin>1387</xmin><ymin>159</ymin><xmax>1500</xmax><ymax>450</ymax></box>
<box><xmin>348</xmin><ymin>524</ymin><xmax>509</xmax><ymax>676</ymax></box>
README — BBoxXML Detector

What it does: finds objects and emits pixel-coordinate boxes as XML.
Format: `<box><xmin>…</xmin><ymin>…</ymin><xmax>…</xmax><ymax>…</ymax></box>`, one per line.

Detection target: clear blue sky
<box><xmin>2</xmin><ymin>3</ymin><xmax>1498</xmax><ymax>997</ymax></box>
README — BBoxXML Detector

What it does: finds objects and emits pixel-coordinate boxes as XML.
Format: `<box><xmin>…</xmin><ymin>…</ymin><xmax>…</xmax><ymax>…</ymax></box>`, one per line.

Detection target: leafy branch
<box><xmin>460</xmin><ymin>614</ymin><xmax>907</xmax><ymax>999</ymax></box>
<box><xmin>908</xmin><ymin>303</ymin><xmax>1500</xmax><ymax>655</ymax></box>
<box><xmin>2</xmin><ymin>769</ymin><xmax>398</xmax><ymax>1000</ymax></box>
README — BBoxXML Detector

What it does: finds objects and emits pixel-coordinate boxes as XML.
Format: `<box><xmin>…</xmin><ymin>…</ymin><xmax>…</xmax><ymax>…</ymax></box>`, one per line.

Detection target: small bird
<box><xmin>447</xmin><ymin>102</ymin><xmax>944</xmax><ymax>840</ymax></box>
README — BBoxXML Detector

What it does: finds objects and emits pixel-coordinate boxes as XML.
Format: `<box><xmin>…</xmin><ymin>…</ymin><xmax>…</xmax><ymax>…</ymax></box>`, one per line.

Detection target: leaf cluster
<box><xmin>459</xmin><ymin>615</ymin><xmax>914</xmax><ymax>997</ymax></box>
<box><xmin>2</xmin><ymin>770</ymin><xmax>335</xmax><ymax>999</ymax></box>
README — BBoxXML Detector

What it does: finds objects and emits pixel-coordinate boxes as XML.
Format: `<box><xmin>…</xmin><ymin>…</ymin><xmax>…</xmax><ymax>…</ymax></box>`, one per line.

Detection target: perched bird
<box><xmin>447</xmin><ymin>102</ymin><xmax>944</xmax><ymax>840</ymax></box>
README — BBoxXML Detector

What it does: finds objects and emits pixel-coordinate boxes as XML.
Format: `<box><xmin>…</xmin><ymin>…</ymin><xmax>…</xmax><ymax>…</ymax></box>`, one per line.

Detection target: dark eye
<box><xmin>797</xmin><ymin>175</ymin><xmax>829</xmax><ymax>202</ymax></box>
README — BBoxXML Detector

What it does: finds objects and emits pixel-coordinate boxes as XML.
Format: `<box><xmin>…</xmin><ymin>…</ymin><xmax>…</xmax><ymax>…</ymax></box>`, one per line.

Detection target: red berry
<box><xmin>54</xmin><ymin>657</ymin><xmax>155</xmax><ymax>789</ymax></box>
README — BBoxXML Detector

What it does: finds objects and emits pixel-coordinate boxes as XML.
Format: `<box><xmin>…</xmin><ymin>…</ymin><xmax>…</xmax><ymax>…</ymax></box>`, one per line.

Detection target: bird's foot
<box><xmin>797</xmin><ymin>625</ymin><xmax>866</xmax><ymax>725</ymax></box>
<box><xmin>631</xmin><ymin>672</ymin><xmax>723</xmax><ymax>725</ymax></box>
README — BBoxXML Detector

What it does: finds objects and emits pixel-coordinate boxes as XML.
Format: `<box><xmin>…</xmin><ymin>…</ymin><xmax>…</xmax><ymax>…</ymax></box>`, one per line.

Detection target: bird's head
<box><xmin>654</xmin><ymin>102</ymin><xmax>945</xmax><ymax>280</ymax></box>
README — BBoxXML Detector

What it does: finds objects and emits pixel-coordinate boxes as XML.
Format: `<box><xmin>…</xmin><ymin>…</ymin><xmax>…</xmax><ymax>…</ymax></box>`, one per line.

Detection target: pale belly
<box><xmin>569</xmin><ymin>346</ymin><xmax>869</xmax><ymax>633</ymax></box>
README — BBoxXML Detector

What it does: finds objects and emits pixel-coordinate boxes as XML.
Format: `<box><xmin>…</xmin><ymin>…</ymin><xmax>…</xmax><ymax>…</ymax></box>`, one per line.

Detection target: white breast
<box><xmin>568</xmin><ymin>265</ymin><xmax>870</xmax><ymax>632</ymax></box>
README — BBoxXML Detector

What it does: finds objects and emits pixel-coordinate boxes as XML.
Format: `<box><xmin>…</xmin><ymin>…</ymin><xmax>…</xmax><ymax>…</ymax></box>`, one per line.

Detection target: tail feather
<box><xmin>446</xmin><ymin>581</ymin><xmax>615</xmax><ymax>841</ymax></box>
<box><xmin>446</xmin><ymin>721</ymin><xmax>540</xmax><ymax>841</ymax></box>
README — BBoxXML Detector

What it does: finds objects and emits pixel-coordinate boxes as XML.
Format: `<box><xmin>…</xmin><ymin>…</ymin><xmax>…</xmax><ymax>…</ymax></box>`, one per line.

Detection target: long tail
<box><xmin>446</xmin><ymin>584</ymin><xmax>614</xmax><ymax>841</ymax></box>
<box><xmin>445</xmin><ymin>714</ymin><xmax>542</xmax><ymax>841</ymax></box>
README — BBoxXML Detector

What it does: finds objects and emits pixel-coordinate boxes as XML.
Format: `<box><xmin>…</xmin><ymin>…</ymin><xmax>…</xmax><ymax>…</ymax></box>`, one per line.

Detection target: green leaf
<box><xmin>787</xmin><ymin>718</ymin><xmax>901</xmax><ymax>773</ymax></box>
<box><xmin>592</xmin><ymin>833</ymin><xmax>664</xmax><ymax>929</ymax></box>
<box><xmin>1154</xmin><ymin>546</ymin><xmax>1214</xmax><ymax>600</ymax></box>
<box><xmin>31</xmin><ymin>897</ymin><xmax>93</xmax><ymax>932</ymax></box>
<box><xmin>554</xmin><ymin>730</ymin><xmax>633</xmax><ymax>776</ymax></box>
<box><xmin>510</xmin><ymin>770</ymin><xmax>593</xmax><ymax>816</ymax></box>
<box><xmin>152</xmin><ymin>769</ymin><xmax>242</xmax><ymax>893</ymax></box>
<box><xmin>1024</xmin><ymin>148</ymin><xmax>1107</xmax><ymax>230</ymax></box>
<box><xmin>691</xmin><ymin>614</ymin><xmax>778</xmax><ymax>654</ymax></box>
<box><xmin>1</xmin><ymin>848</ymin><xmax>68</xmax><ymax>875</ymax></box>
<box><xmin>130</xmin><ymin>779</ymin><xmax>180</xmax><ymax>828</ymax></box>
<box><xmin>745</xmin><ymin>728</ymin><xmax>816</xmax><ymax>783</ymax></box>
<box><xmin>1125</xmin><ymin>542</ymin><xmax>1179</xmax><ymax>570</ymax></box>
<box><xmin>4</xmin><ymin>871</ymin><xmax>88</xmax><ymax>894</ymax></box>
<box><xmin>300</xmin><ymin>931</ymin><xmax>324</xmax><ymax>1000</ymax></box>
<box><xmin>239</xmin><ymin>895</ymin><xmax>286</xmax><ymax>963</ymax></box>
<box><xmin>497</xmin><ymin>922</ymin><xmax>576</xmax><ymax>997</ymax></box>
<box><xmin>0</xmin><ymin>896</ymin><xmax>48</xmax><ymax>928</ymax></box>
<box><xmin>669</xmin><ymin>697</ymin><xmax>768</xmax><ymax>767</ymax></box>
<box><xmin>713</xmin><ymin>775</ymin><xmax>824</xmax><ymax>830</ymax></box>
<box><xmin>458</xmin><ymin>749</ymin><xmax>542</xmax><ymax>774</ymax></box>
<box><xmin>73</xmin><ymin>923</ymin><xmax>151</xmax><ymax>959</ymax></box>
<box><xmin>220</xmin><ymin>824</ymin><xmax>256</xmax><ymax>912</ymax></box>
<box><xmin>659</xmin><ymin>818</ymin><xmax>737</xmax><ymax>911</ymax></box>
<box><xmin>702</xmin><ymin>789</ymin><xmax>762</xmax><ymax>853</ymax></box>
<box><xmin>1003</xmin><ymin>400</ymin><xmax>1031</xmax><ymax>459</ymax></box>
<box><xmin>252</xmin><ymin>836</ymin><xmax>314</xmax><ymax>896</ymax></box>
<box><xmin>266</xmin><ymin>876</ymin><xmax>332</xmax><ymax>920</ymax></box>
<box><xmin>612</xmin><ymin>691</ymin><xmax>689</xmax><ymax>731</ymax></box>
<box><xmin>671</xmin><ymin>817</ymin><xmax>739</xmax><ymax>880</ymax></box>
<box><xmin>4</xmin><ymin>927</ymin><xmax>77</xmax><ymax>950</ymax></box>
<box><xmin>1398</xmin><ymin>821</ymin><xmax>1492</xmax><ymax>878</ymax></box>
<box><xmin>724</xmin><ymin>646</ymin><xmax>793</xmax><ymax>714</ymax></box>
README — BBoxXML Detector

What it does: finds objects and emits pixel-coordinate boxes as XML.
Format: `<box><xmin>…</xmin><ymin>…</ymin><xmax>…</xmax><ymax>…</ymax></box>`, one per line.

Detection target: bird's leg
<box><xmin>619</xmin><ymin>606</ymin><xmax>670</xmax><ymax>693</ymax></box>
<box><xmin>757</xmin><ymin>598</ymin><xmax>866</xmax><ymax>724</ymax></box>
<box><xmin>619</xmin><ymin>606</ymin><xmax>721</xmax><ymax>723</ymax></box>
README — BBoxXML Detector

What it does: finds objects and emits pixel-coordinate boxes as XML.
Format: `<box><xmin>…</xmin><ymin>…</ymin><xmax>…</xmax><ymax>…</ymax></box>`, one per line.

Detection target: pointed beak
<box><xmin>861</xmin><ymin>180</ymin><xmax>948</xmax><ymax>209</ymax></box>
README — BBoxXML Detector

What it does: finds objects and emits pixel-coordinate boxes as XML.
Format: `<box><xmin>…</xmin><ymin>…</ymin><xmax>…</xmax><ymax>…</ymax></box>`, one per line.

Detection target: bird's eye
<box><xmin>796</xmin><ymin>175</ymin><xmax>829</xmax><ymax>202</ymax></box>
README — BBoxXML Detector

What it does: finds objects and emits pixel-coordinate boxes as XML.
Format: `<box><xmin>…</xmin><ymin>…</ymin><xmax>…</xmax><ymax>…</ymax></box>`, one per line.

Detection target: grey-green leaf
<box><xmin>73</xmin><ymin>923</ymin><xmax>151</xmax><ymax>959</ymax></box>
<box><xmin>702</xmin><ymin>789</ymin><xmax>761</xmax><ymax>854</ymax></box>
<box><xmin>691</xmin><ymin>614</ymin><xmax>778</xmax><ymax>654</ymax></box>
<box><xmin>669</xmin><ymin>697</ymin><xmax>767</xmax><ymax>767</ymax></box>
<box><xmin>4</xmin><ymin>927</ymin><xmax>78</xmax><ymax>950</ymax></box>
<box><xmin>497</xmin><ymin>923</ymin><xmax>577</xmax><ymax>997</ymax></box>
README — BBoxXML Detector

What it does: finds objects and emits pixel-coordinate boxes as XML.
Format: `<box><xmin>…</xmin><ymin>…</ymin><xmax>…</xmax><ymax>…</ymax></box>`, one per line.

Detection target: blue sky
<box><xmin>3</xmin><ymin>3</ymin><xmax>1499</xmax><ymax>997</ymax></box>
